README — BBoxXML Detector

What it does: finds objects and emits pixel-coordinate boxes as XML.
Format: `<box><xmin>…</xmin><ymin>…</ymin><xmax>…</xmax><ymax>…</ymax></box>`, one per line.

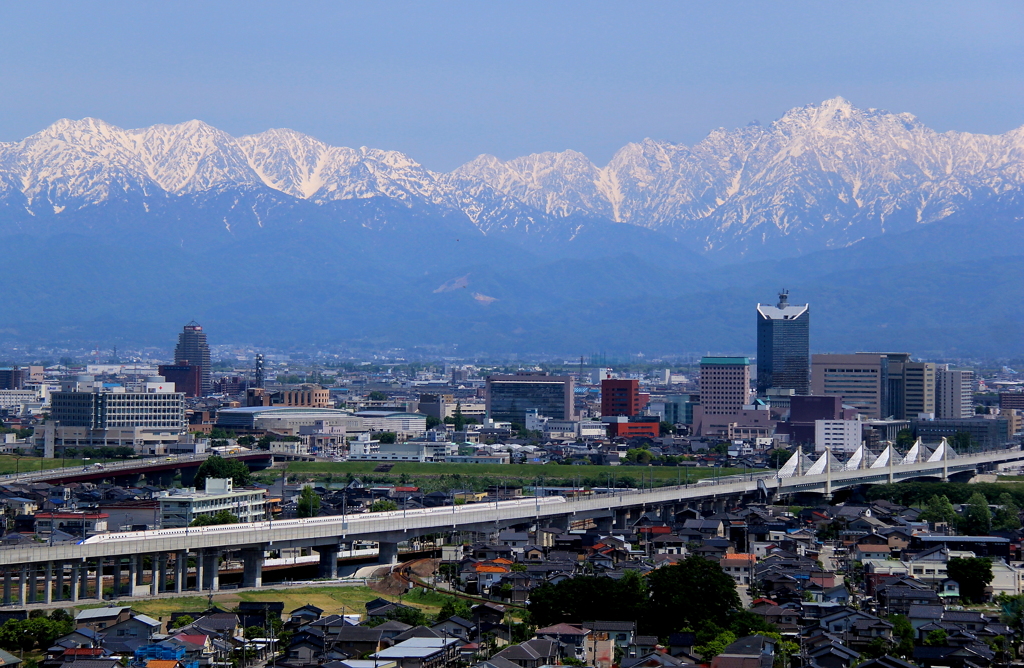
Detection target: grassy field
<box><xmin>283</xmin><ymin>460</ymin><xmax>744</xmax><ymax>491</ymax></box>
<box><xmin>75</xmin><ymin>585</ymin><xmax>437</xmax><ymax>621</ymax></box>
<box><xmin>0</xmin><ymin>455</ymin><xmax>67</xmax><ymax>476</ymax></box>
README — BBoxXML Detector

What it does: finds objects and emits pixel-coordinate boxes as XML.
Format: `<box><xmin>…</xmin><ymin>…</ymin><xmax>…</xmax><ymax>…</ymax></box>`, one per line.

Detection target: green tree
<box><xmin>962</xmin><ymin>492</ymin><xmax>993</xmax><ymax>535</ymax></box>
<box><xmin>862</xmin><ymin>637</ymin><xmax>892</xmax><ymax>659</ymax></box>
<box><xmin>453</xmin><ymin>402</ymin><xmax>467</xmax><ymax>432</ymax></box>
<box><xmin>377</xmin><ymin>432</ymin><xmax>397</xmax><ymax>444</ymax></box>
<box><xmin>729</xmin><ymin>610</ymin><xmax>778</xmax><ymax>637</ymax></box>
<box><xmin>994</xmin><ymin>493</ymin><xmax>1021</xmax><ymax>531</ymax></box>
<box><xmin>711</xmin><ymin>442</ymin><xmax>729</xmax><ymax>455</ymax></box>
<box><xmin>948</xmin><ymin>557</ymin><xmax>994</xmax><ymax>603</ymax></box>
<box><xmin>889</xmin><ymin>614</ymin><xmax>915</xmax><ymax>659</ymax></box>
<box><xmin>169</xmin><ymin>615</ymin><xmax>194</xmax><ymax>629</ymax></box>
<box><xmin>0</xmin><ymin>618</ymin><xmax>73</xmax><ymax>653</ymax></box>
<box><xmin>194</xmin><ymin>455</ymin><xmax>252</xmax><ymax>487</ymax></box>
<box><xmin>999</xmin><ymin>593</ymin><xmax>1024</xmax><ymax>630</ymax></box>
<box><xmin>528</xmin><ymin>575</ymin><xmax>647</xmax><ymax>628</ymax></box>
<box><xmin>925</xmin><ymin>629</ymin><xmax>948</xmax><ymax>646</ymax></box>
<box><xmin>364</xmin><ymin>606</ymin><xmax>427</xmax><ymax>627</ymax></box>
<box><xmin>425</xmin><ymin>416</ymin><xmax>442</xmax><ymax>430</ymax></box>
<box><xmin>297</xmin><ymin>486</ymin><xmax>321</xmax><ymax>518</ymax></box>
<box><xmin>368</xmin><ymin>391</ymin><xmax>388</xmax><ymax>401</ymax></box>
<box><xmin>370</xmin><ymin>499</ymin><xmax>398</xmax><ymax>512</ymax></box>
<box><xmin>694</xmin><ymin>630</ymin><xmax>736</xmax><ymax>660</ymax></box>
<box><xmin>896</xmin><ymin>428</ymin><xmax>916</xmax><ymax>450</ymax></box>
<box><xmin>191</xmin><ymin>510</ymin><xmax>239</xmax><ymax>526</ymax></box>
<box><xmin>919</xmin><ymin>495</ymin><xmax>959</xmax><ymax>526</ymax></box>
<box><xmin>48</xmin><ymin>609</ymin><xmax>71</xmax><ymax>623</ymax></box>
<box><xmin>767</xmin><ymin>449</ymin><xmax>792</xmax><ymax>469</ymax></box>
<box><xmin>645</xmin><ymin>555</ymin><xmax>741</xmax><ymax>638</ymax></box>
<box><xmin>624</xmin><ymin>448</ymin><xmax>652</xmax><ymax>465</ymax></box>
<box><xmin>437</xmin><ymin>597</ymin><xmax>473</xmax><ymax>622</ymax></box>
<box><xmin>660</xmin><ymin>422</ymin><xmax>675</xmax><ymax>436</ymax></box>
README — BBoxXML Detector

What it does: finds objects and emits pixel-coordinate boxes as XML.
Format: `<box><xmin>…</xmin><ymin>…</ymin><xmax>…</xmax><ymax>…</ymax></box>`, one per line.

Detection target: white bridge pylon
<box><xmin>842</xmin><ymin>444</ymin><xmax>877</xmax><ymax>471</ymax></box>
<box><xmin>776</xmin><ymin>446</ymin><xmax>817</xmax><ymax>479</ymax></box>
<box><xmin>779</xmin><ymin>437</ymin><xmax>958</xmax><ymax>484</ymax></box>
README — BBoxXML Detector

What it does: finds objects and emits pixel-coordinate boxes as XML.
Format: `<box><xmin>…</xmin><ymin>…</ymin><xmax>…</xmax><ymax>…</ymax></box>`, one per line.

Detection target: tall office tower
<box><xmin>254</xmin><ymin>353</ymin><xmax>265</xmax><ymax>389</ymax></box>
<box><xmin>174</xmin><ymin>321</ymin><xmax>211</xmax><ymax>396</ymax></box>
<box><xmin>878</xmin><ymin>354</ymin><xmax>935</xmax><ymax>419</ymax></box>
<box><xmin>900</xmin><ymin>361</ymin><xmax>937</xmax><ymax>418</ymax></box>
<box><xmin>811</xmin><ymin>353</ymin><xmax>890</xmax><ymax>420</ymax></box>
<box><xmin>699</xmin><ymin>357</ymin><xmax>751</xmax><ymax>416</ymax></box>
<box><xmin>937</xmin><ymin>368</ymin><xmax>975</xmax><ymax>419</ymax></box>
<box><xmin>601</xmin><ymin>378</ymin><xmax>648</xmax><ymax>417</ymax></box>
<box><xmin>756</xmin><ymin>291</ymin><xmax>810</xmax><ymax>395</ymax></box>
<box><xmin>485</xmin><ymin>372</ymin><xmax>574</xmax><ymax>424</ymax></box>
<box><xmin>0</xmin><ymin>367</ymin><xmax>25</xmax><ymax>390</ymax></box>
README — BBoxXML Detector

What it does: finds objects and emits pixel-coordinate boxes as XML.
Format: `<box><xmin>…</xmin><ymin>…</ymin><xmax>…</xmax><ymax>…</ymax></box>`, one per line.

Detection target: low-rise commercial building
<box><xmin>445</xmin><ymin>454</ymin><xmax>511</xmax><ymax>464</ymax></box>
<box><xmin>35</xmin><ymin>511</ymin><xmax>109</xmax><ymax>536</ymax></box>
<box><xmin>157</xmin><ymin>478</ymin><xmax>266</xmax><ymax>528</ymax></box>
<box><xmin>216</xmin><ymin>407</ymin><xmax>362</xmax><ymax>435</ymax></box>
<box><xmin>912</xmin><ymin>417</ymin><xmax>1010</xmax><ymax>449</ymax></box>
<box><xmin>349</xmin><ymin>441</ymin><xmax>452</xmax><ymax>462</ymax></box>
<box><xmin>355</xmin><ymin>411</ymin><xmax>428</xmax><ymax>438</ymax></box>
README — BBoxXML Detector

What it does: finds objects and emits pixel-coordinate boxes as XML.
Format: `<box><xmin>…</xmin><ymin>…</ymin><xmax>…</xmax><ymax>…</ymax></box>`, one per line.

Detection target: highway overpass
<box><xmin>0</xmin><ymin>445</ymin><xmax>1020</xmax><ymax>606</ymax></box>
<box><xmin>0</xmin><ymin>451</ymin><xmax>274</xmax><ymax>486</ymax></box>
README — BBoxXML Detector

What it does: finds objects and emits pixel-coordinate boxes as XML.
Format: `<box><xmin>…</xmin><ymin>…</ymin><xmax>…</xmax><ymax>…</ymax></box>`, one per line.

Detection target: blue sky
<box><xmin>1</xmin><ymin>2</ymin><xmax>1022</xmax><ymax>171</ymax></box>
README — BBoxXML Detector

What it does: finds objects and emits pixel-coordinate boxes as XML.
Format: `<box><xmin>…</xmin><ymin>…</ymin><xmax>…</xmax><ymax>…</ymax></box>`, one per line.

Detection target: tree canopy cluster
<box><xmin>191</xmin><ymin>510</ymin><xmax>239</xmax><ymax>526</ymax></box>
<box><xmin>527</xmin><ymin>556</ymin><xmax>764</xmax><ymax>642</ymax></box>
<box><xmin>947</xmin><ymin>557</ymin><xmax>994</xmax><ymax>603</ymax></box>
<box><xmin>914</xmin><ymin>492</ymin><xmax>1019</xmax><ymax>533</ymax></box>
<box><xmin>621</xmin><ymin>446</ymin><xmax>692</xmax><ymax>466</ymax></box>
<box><xmin>869</xmin><ymin>481</ymin><xmax>1024</xmax><ymax>512</ymax></box>
<box><xmin>194</xmin><ymin>455</ymin><xmax>252</xmax><ymax>488</ymax></box>
<box><xmin>0</xmin><ymin>612</ymin><xmax>73</xmax><ymax>653</ymax></box>
<box><xmin>297</xmin><ymin>486</ymin><xmax>321</xmax><ymax>518</ymax></box>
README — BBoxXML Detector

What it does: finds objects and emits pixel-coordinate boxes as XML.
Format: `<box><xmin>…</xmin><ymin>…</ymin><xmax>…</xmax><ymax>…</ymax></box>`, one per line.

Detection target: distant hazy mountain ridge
<box><xmin>3</xmin><ymin>97</ymin><xmax>1023</xmax><ymax>258</ymax></box>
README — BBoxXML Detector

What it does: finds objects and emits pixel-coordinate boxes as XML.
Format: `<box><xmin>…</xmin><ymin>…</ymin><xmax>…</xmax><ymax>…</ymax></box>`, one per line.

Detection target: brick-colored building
<box><xmin>601</xmin><ymin>379</ymin><xmax>649</xmax><ymax>417</ymax></box>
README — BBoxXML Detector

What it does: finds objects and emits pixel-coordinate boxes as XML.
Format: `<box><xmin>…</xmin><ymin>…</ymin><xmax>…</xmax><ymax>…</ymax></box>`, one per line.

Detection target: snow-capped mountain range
<box><xmin>2</xmin><ymin>97</ymin><xmax>1024</xmax><ymax>258</ymax></box>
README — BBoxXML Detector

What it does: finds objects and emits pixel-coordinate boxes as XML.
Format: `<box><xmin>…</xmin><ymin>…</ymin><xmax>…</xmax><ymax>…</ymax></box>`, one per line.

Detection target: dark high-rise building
<box><xmin>485</xmin><ymin>372</ymin><xmax>574</xmax><ymax>424</ymax></box>
<box><xmin>756</xmin><ymin>291</ymin><xmax>810</xmax><ymax>396</ymax></box>
<box><xmin>0</xmin><ymin>367</ymin><xmax>25</xmax><ymax>390</ymax></box>
<box><xmin>174</xmin><ymin>321</ymin><xmax>211</xmax><ymax>396</ymax></box>
<box><xmin>601</xmin><ymin>378</ymin><xmax>647</xmax><ymax>417</ymax></box>
<box><xmin>158</xmin><ymin>364</ymin><xmax>201</xmax><ymax>398</ymax></box>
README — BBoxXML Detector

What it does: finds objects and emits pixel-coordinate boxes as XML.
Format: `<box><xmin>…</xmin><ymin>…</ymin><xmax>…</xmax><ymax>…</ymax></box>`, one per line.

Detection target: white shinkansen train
<box><xmin>79</xmin><ymin>495</ymin><xmax>568</xmax><ymax>545</ymax></box>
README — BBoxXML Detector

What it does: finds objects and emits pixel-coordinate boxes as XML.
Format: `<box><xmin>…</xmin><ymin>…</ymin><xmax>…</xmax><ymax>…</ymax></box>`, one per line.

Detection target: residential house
<box><xmin>720</xmin><ymin>554</ymin><xmax>756</xmax><ymax>585</ymax></box>
<box><xmin>492</xmin><ymin>639</ymin><xmax>560</xmax><ymax>668</ymax></box>
<box><xmin>104</xmin><ymin>615</ymin><xmax>161</xmax><ymax>641</ymax></box>
<box><xmin>709</xmin><ymin>635</ymin><xmax>776</xmax><ymax>668</ymax></box>
<box><xmin>76</xmin><ymin>608</ymin><xmax>133</xmax><ymax>632</ymax></box>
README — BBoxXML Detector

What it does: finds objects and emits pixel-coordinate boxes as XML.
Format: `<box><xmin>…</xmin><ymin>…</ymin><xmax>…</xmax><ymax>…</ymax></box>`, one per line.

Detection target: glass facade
<box><xmin>756</xmin><ymin>301</ymin><xmax>810</xmax><ymax>395</ymax></box>
<box><xmin>487</xmin><ymin>376</ymin><xmax>571</xmax><ymax>424</ymax></box>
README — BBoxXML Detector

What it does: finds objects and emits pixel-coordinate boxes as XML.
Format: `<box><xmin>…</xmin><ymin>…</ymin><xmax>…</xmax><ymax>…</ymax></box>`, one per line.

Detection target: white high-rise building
<box><xmin>936</xmin><ymin>368</ymin><xmax>975</xmax><ymax>419</ymax></box>
<box><xmin>814</xmin><ymin>419</ymin><xmax>862</xmax><ymax>454</ymax></box>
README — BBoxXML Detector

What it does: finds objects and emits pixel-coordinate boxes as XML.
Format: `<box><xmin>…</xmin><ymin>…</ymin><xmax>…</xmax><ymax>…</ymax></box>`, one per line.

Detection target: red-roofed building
<box><xmin>720</xmin><ymin>554</ymin><xmax>757</xmax><ymax>584</ymax></box>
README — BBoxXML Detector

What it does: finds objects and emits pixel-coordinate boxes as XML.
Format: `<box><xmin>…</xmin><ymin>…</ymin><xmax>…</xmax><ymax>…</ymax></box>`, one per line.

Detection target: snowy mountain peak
<box><xmin>3</xmin><ymin>98</ymin><xmax>1024</xmax><ymax>259</ymax></box>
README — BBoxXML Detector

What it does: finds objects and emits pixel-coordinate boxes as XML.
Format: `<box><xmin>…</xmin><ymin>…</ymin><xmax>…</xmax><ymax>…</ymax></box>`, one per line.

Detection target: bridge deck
<box><xmin>0</xmin><ymin>448</ymin><xmax>1018</xmax><ymax>567</ymax></box>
